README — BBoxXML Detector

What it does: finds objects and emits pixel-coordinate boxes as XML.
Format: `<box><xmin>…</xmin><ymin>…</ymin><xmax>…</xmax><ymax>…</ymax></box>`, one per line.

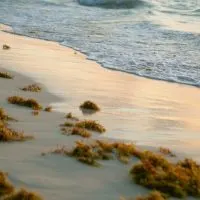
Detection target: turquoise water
<box><xmin>0</xmin><ymin>0</ymin><xmax>200</xmax><ymax>86</ymax></box>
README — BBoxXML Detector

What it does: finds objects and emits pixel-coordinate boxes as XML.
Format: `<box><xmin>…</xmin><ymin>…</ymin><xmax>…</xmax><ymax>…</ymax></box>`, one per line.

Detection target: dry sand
<box><xmin>0</xmin><ymin>68</ymin><xmax>149</xmax><ymax>200</ymax></box>
<box><xmin>0</xmin><ymin>24</ymin><xmax>199</xmax><ymax>199</ymax></box>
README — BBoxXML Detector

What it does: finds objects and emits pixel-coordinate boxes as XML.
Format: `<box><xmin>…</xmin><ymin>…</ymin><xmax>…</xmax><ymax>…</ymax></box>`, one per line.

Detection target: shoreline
<box><xmin>0</xmin><ymin>22</ymin><xmax>197</xmax><ymax>89</ymax></box>
<box><xmin>1</xmin><ymin>22</ymin><xmax>200</xmax><ymax>89</ymax></box>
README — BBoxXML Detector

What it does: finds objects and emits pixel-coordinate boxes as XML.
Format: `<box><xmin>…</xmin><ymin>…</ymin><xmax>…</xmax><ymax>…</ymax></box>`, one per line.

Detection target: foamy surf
<box><xmin>0</xmin><ymin>0</ymin><xmax>199</xmax><ymax>87</ymax></box>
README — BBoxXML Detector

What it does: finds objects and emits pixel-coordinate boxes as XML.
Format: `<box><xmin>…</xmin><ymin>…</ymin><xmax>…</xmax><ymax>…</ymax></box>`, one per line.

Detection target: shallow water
<box><xmin>0</xmin><ymin>0</ymin><xmax>200</xmax><ymax>86</ymax></box>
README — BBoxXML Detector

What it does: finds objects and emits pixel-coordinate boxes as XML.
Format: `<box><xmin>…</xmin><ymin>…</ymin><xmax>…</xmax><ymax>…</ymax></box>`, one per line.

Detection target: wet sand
<box><xmin>1</xmin><ymin>24</ymin><xmax>200</xmax><ymax>161</ymax></box>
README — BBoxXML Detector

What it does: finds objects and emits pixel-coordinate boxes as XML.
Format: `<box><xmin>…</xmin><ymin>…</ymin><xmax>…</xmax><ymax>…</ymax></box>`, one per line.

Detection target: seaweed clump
<box><xmin>65</xmin><ymin>112</ymin><xmax>79</xmax><ymax>121</ymax></box>
<box><xmin>130</xmin><ymin>151</ymin><xmax>200</xmax><ymax>198</ymax></box>
<box><xmin>0</xmin><ymin>121</ymin><xmax>33</xmax><ymax>142</ymax></box>
<box><xmin>96</xmin><ymin>140</ymin><xmax>142</xmax><ymax>163</ymax></box>
<box><xmin>159</xmin><ymin>147</ymin><xmax>175</xmax><ymax>157</ymax></box>
<box><xmin>121</xmin><ymin>191</ymin><xmax>166</xmax><ymax>200</ymax></box>
<box><xmin>62</xmin><ymin>127</ymin><xmax>91</xmax><ymax>138</ymax></box>
<box><xmin>60</xmin><ymin>120</ymin><xmax>91</xmax><ymax>138</ymax></box>
<box><xmin>0</xmin><ymin>107</ymin><xmax>32</xmax><ymax>142</ymax></box>
<box><xmin>61</xmin><ymin>122</ymin><xmax>74</xmax><ymax>127</ymax></box>
<box><xmin>8</xmin><ymin>96</ymin><xmax>42</xmax><ymax>110</ymax></box>
<box><xmin>52</xmin><ymin>141</ymin><xmax>111</xmax><ymax>167</ymax></box>
<box><xmin>2</xmin><ymin>44</ymin><xmax>10</xmax><ymax>50</ymax></box>
<box><xmin>0</xmin><ymin>108</ymin><xmax>15</xmax><ymax>122</ymax></box>
<box><xmin>0</xmin><ymin>71</ymin><xmax>13</xmax><ymax>79</ymax></box>
<box><xmin>51</xmin><ymin>140</ymin><xmax>141</xmax><ymax>166</ymax></box>
<box><xmin>32</xmin><ymin>111</ymin><xmax>39</xmax><ymax>116</ymax></box>
<box><xmin>80</xmin><ymin>100</ymin><xmax>100</xmax><ymax>112</ymax></box>
<box><xmin>0</xmin><ymin>171</ymin><xmax>14</xmax><ymax>197</ymax></box>
<box><xmin>21</xmin><ymin>84</ymin><xmax>41</xmax><ymax>92</ymax></box>
<box><xmin>136</xmin><ymin>191</ymin><xmax>166</xmax><ymax>200</ymax></box>
<box><xmin>44</xmin><ymin>106</ymin><xmax>52</xmax><ymax>112</ymax></box>
<box><xmin>75</xmin><ymin>120</ymin><xmax>106</xmax><ymax>133</ymax></box>
<box><xmin>4</xmin><ymin>189</ymin><xmax>42</xmax><ymax>200</ymax></box>
<box><xmin>0</xmin><ymin>171</ymin><xmax>43</xmax><ymax>199</ymax></box>
<box><xmin>114</xmin><ymin>142</ymin><xmax>142</xmax><ymax>163</ymax></box>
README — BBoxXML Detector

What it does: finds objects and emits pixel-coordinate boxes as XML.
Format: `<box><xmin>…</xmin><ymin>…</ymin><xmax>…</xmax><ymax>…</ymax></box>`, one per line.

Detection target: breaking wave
<box><xmin>78</xmin><ymin>0</ymin><xmax>147</xmax><ymax>9</ymax></box>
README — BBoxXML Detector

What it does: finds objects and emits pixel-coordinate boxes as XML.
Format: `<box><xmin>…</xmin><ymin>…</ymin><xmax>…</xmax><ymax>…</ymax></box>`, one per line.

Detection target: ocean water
<box><xmin>0</xmin><ymin>0</ymin><xmax>200</xmax><ymax>86</ymax></box>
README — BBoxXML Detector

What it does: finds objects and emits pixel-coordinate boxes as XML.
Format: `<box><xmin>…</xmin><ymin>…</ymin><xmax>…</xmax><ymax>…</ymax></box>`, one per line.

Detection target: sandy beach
<box><xmin>0</xmin><ymin>24</ymin><xmax>200</xmax><ymax>199</ymax></box>
<box><xmin>0</xmin><ymin>24</ymin><xmax>150</xmax><ymax>200</ymax></box>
